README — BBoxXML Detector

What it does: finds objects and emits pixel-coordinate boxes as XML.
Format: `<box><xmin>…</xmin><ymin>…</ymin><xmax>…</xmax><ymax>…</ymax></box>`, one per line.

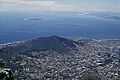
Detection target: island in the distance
<box><xmin>24</xmin><ymin>18</ymin><xmax>43</xmax><ymax>21</ymax></box>
<box><xmin>92</xmin><ymin>15</ymin><xmax>120</xmax><ymax>21</ymax></box>
<box><xmin>79</xmin><ymin>12</ymin><xmax>120</xmax><ymax>21</ymax></box>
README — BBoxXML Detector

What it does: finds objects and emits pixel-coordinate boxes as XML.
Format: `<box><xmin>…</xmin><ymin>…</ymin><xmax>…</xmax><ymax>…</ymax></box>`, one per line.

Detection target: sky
<box><xmin>0</xmin><ymin>0</ymin><xmax>120</xmax><ymax>12</ymax></box>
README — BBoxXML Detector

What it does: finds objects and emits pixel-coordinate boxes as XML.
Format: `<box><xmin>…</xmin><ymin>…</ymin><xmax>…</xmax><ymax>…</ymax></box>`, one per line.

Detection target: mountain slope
<box><xmin>0</xmin><ymin>36</ymin><xmax>120</xmax><ymax>80</ymax></box>
<box><xmin>0</xmin><ymin>36</ymin><xmax>77</xmax><ymax>59</ymax></box>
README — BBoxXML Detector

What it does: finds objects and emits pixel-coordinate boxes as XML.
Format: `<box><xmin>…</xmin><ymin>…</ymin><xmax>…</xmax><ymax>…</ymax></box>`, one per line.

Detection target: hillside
<box><xmin>0</xmin><ymin>36</ymin><xmax>120</xmax><ymax>80</ymax></box>
<box><xmin>0</xmin><ymin>36</ymin><xmax>77</xmax><ymax>59</ymax></box>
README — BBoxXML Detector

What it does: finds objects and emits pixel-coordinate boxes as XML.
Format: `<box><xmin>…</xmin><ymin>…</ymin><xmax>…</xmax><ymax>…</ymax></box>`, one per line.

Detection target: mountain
<box><xmin>0</xmin><ymin>36</ymin><xmax>120</xmax><ymax>80</ymax></box>
<box><xmin>30</xmin><ymin>36</ymin><xmax>77</xmax><ymax>51</ymax></box>
<box><xmin>0</xmin><ymin>36</ymin><xmax>77</xmax><ymax>59</ymax></box>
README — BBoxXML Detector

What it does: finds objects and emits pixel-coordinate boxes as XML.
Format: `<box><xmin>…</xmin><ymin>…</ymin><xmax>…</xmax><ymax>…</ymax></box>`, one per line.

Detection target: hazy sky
<box><xmin>0</xmin><ymin>0</ymin><xmax>120</xmax><ymax>12</ymax></box>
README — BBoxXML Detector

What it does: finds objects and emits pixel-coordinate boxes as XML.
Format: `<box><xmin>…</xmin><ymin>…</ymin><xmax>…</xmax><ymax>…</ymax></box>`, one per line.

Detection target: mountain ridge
<box><xmin>0</xmin><ymin>36</ymin><xmax>77</xmax><ymax>59</ymax></box>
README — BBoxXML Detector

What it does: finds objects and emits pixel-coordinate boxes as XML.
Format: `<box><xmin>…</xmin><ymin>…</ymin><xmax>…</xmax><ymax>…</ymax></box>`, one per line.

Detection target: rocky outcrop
<box><xmin>0</xmin><ymin>60</ymin><xmax>14</xmax><ymax>80</ymax></box>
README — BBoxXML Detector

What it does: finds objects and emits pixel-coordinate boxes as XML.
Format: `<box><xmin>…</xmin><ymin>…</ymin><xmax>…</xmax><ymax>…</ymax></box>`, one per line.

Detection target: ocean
<box><xmin>0</xmin><ymin>12</ymin><xmax>120</xmax><ymax>43</ymax></box>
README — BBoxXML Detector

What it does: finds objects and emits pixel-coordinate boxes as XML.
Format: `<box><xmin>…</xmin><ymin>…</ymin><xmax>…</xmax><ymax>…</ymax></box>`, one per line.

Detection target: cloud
<box><xmin>21</xmin><ymin>0</ymin><xmax>54</xmax><ymax>1</ymax></box>
<box><xmin>1</xmin><ymin>0</ymin><xmax>119</xmax><ymax>12</ymax></box>
<box><xmin>0</xmin><ymin>0</ymin><xmax>76</xmax><ymax>12</ymax></box>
